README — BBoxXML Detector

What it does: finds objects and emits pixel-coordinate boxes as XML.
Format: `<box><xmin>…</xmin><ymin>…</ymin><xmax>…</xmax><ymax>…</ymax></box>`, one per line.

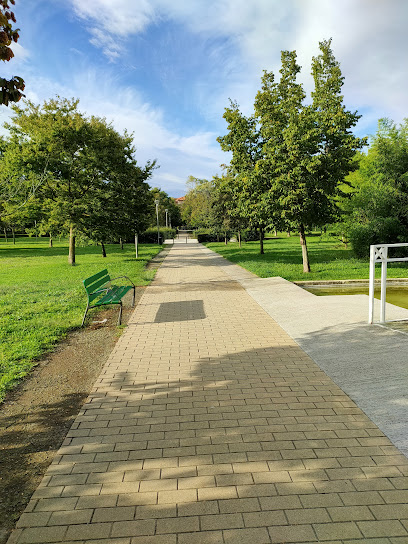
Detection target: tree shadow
<box><xmin>6</xmin><ymin>336</ymin><xmax>408</xmax><ymax>543</ymax></box>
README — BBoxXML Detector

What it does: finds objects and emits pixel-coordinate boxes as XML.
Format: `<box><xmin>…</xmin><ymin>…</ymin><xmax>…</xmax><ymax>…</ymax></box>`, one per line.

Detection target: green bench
<box><xmin>82</xmin><ymin>269</ymin><xmax>135</xmax><ymax>327</ymax></box>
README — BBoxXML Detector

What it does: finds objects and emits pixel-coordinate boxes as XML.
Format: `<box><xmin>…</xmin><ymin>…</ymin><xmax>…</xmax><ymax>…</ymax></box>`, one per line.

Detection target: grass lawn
<box><xmin>0</xmin><ymin>237</ymin><xmax>163</xmax><ymax>402</ymax></box>
<box><xmin>206</xmin><ymin>233</ymin><xmax>408</xmax><ymax>282</ymax></box>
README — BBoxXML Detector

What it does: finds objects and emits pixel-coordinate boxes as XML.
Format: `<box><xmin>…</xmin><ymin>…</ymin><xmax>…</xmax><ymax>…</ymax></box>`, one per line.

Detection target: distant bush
<box><xmin>196</xmin><ymin>230</ymin><xmax>231</xmax><ymax>243</ymax></box>
<box><xmin>240</xmin><ymin>229</ymin><xmax>259</xmax><ymax>242</ymax></box>
<box><xmin>349</xmin><ymin>218</ymin><xmax>408</xmax><ymax>259</ymax></box>
<box><xmin>139</xmin><ymin>227</ymin><xmax>176</xmax><ymax>244</ymax></box>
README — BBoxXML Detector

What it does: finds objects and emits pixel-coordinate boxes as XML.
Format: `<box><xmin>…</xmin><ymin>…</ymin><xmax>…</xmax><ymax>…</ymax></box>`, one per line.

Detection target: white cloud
<box><xmin>1</xmin><ymin>67</ymin><xmax>223</xmax><ymax>196</ymax></box>
<box><xmin>68</xmin><ymin>0</ymin><xmax>408</xmax><ymax>128</ymax></box>
<box><xmin>71</xmin><ymin>0</ymin><xmax>155</xmax><ymax>36</ymax></box>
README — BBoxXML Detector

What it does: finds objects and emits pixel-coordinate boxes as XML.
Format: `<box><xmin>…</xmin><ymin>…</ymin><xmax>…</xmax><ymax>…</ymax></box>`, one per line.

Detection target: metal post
<box><xmin>155</xmin><ymin>199</ymin><xmax>160</xmax><ymax>244</ymax></box>
<box><xmin>165</xmin><ymin>209</ymin><xmax>168</xmax><ymax>228</ymax></box>
<box><xmin>380</xmin><ymin>246</ymin><xmax>388</xmax><ymax>323</ymax></box>
<box><xmin>368</xmin><ymin>245</ymin><xmax>375</xmax><ymax>324</ymax></box>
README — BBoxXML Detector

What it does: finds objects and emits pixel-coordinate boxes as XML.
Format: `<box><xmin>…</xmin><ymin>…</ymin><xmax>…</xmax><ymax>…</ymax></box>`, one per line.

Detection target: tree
<box><xmin>84</xmin><ymin>161</ymin><xmax>156</xmax><ymax>256</ymax></box>
<box><xmin>217</xmin><ymin>102</ymin><xmax>269</xmax><ymax>253</ymax></box>
<box><xmin>255</xmin><ymin>41</ymin><xmax>365</xmax><ymax>271</ymax></box>
<box><xmin>4</xmin><ymin>97</ymin><xmax>154</xmax><ymax>264</ymax></box>
<box><xmin>341</xmin><ymin>119</ymin><xmax>408</xmax><ymax>258</ymax></box>
<box><xmin>180</xmin><ymin>176</ymin><xmax>215</xmax><ymax>229</ymax></box>
<box><xmin>1</xmin><ymin>0</ymin><xmax>24</xmax><ymax>105</ymax></box>
<box><xmin>0</xmin><ymin>134</ymin><xmax>45</xmax><ymax>222</ymax></box>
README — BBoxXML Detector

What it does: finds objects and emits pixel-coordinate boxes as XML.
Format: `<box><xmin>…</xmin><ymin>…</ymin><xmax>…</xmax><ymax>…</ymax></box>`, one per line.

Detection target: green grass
<box><xmin>206</xmin><ymin>233</ymin><xmax>408</xmax><ymax>282</ymax></box>
<box><xmin>0</xmin><ymin>237</ymin><xmax>163</xmax><ymax>402</ymax></box>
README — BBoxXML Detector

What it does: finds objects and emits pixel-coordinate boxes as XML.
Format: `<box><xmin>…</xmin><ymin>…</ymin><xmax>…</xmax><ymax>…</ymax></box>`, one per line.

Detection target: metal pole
<box><xmin>165</xmin><ymin>209</ymin><xmax>168</xmax><ymax>228</ymax></box>
<box><xmin>380</xmin><ymin>246</ymin><xmax>388</xmax><ymax>323</ymax></box>
<box><xmin>155</xmin><ymin>199</ymin><xmax>160</xmax><ymax>244</ymax></box>
<box><xmin>368</xmin><ymin>245</ymin><xmax>375</xmax><ymax>324</ymax></box>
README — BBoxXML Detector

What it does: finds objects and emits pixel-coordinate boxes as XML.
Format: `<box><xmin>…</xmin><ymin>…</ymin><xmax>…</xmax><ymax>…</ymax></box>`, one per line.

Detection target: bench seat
<box><xmin>82</xmin><ymin>269</ymin><xmax>135</xmax><ymax>326</ymax></box>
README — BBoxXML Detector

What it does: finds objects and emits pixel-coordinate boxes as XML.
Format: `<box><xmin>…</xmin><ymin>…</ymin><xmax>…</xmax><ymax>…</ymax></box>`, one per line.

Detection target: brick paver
<box><xmin>8</xmin><ymin>243</ymin><xmax>408</xmax><ymax>543</ymax></box>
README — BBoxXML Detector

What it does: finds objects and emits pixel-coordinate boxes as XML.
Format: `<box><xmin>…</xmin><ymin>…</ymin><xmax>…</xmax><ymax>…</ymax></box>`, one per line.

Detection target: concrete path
<box><xmin>205</xmin><ymin>245</ymin><xmax>408</xmax><ymax>458</ymax></box>
<box><xmin>8</xmin><ymin>242</ymin><xmax>408</xmax><ymax>543</ymax></box>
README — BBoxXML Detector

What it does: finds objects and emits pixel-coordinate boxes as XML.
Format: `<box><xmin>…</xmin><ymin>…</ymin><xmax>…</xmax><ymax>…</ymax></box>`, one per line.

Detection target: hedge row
<box><xmin>138</xmin><ymin>227</ymin><xmax>177</xmax><ymax>244</ymax></box>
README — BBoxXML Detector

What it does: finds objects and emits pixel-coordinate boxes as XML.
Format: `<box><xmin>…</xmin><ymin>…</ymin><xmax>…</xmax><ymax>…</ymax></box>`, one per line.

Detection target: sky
<box><xmin>1</xmin><ymin>0</ymin><xmax>407</xmax><ymax>197</ymax></box>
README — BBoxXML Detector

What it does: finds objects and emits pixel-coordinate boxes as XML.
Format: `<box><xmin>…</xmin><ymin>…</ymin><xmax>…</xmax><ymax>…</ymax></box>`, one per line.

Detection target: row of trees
<box><xmin>183</xmin><ymin>114</ymin><xmax>408</xmax><ymax>267</ymax></box>
<box><xmin>183</xmin><ymin>39</ymin><xmax>367</xmax><ymax>272</ymax></box>
<box><xmin>0</xmin><ymin>97</ymin><xmax>181</xmax><ymax>263</ymax></box>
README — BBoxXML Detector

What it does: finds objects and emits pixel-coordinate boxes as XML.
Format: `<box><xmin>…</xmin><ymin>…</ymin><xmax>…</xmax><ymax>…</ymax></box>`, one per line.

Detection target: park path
<box><xmin>8</xmin><ymin>242</ymin><xmax>408</xmax><ymax>543</ymax></box>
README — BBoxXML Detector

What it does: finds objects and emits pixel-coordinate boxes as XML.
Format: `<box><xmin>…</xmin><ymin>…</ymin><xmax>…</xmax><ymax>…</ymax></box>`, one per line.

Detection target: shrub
<box><xmin>240</xmin><ymin>229</ymin><xmax>259</xmax><ymax>242</ymax></box>
<box><xmin>139</xmin><ymin>227</ymin><xmax>176</xmax><ymax>244</ymax></box>
<box><xmin>349</xmin><ymin>218</ymin><xmax>408</xmax><ymax>259</ymax></box>
<box><xmin>196</xmin><ymin>230</ymin><xmax>231</xmax><ymax>243</ymax></box>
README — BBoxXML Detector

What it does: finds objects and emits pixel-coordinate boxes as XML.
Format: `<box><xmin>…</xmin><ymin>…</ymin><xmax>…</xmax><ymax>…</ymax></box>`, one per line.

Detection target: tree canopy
<box><xmin>341</xmin><ymin>118</ymin><xmax>408</xmax><ymax>257</ymax></box>
<box><xmin>218</xmin><ymin>39</ymin><xmax>366</xmax><ymax>271</ymax></box>
<box><xmin>1</xmin><ymin>97</ymin><xmax>156</xmax><ymax>262</ymax></box>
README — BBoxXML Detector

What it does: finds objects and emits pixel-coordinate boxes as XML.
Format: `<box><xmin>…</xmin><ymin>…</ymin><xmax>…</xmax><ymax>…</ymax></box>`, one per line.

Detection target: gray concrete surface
<box><xmin>200</xmin><ymin>244</ymin><xmax>408</xmax><ymax>457</ymax></box>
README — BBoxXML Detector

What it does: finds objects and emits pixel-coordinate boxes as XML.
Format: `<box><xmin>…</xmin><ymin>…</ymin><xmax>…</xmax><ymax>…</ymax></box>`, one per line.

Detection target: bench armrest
<box><xmin>110</xmin><ymin>275</ymin><xmax>135</xmax><ymax>287</ymax></box>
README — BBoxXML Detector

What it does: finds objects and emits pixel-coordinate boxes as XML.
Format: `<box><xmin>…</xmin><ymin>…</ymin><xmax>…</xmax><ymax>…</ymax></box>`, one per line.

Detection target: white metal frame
<box><xmin>368</xmin><ymin>243</ymin><xmax>408</xmax><ymax>324</ymax></box>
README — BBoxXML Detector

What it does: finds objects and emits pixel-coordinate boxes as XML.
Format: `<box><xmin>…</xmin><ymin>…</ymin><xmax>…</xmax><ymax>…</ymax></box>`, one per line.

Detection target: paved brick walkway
<box><xmin>8</xmin><ymin>243</ymin><xmax>408</xmax><ymax>543</ymax></box>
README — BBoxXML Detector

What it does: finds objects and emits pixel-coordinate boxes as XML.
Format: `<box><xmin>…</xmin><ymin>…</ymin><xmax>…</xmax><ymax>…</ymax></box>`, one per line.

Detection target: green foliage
<box><xmin>340</xmin><ymin>118</ymin><xmax>408</xmax><ymax>257</ymax></box>
<box><xmin>240</xmin><ymin>229</ymin><xmax>259</xmax><ymax>242</ymax></box>
<box><xmin>196</xmin><ymin>231</ymin><xmax>230</xmax><ymax>243</ymax></box>
<box><xmin>218</xmin><ymin>39</ymin><xmax>366</xmax><ymax>269</ymax></box>
<box><xmin>181</xmin><ymin>176</ymin><xmax>215</xmax><ymax>228</ymax></box>
<box><xmin>0</xmin><ymin>238</ymin><xmax>162</xmax><ymax>402</ymax></box>
<box><xmin>138</xmin><ymin>227</ymin><xmax>176</xmax><ymax>244</ymax></box>
<box><xmin>0</xmin><ymin>0</ymin><xmax>25</xmax><ymax>105</ymax></box>
<box><xmin>216</xmin><ymin>103</ymin><xmax>266</xmax><ymax>237</ymax></box>
<box><xmin>150</xmin><ymin>187</ymin><xmax>182</xmax><ymax>228</ymax></box>
<box><xmin>348</xmin><ymin>218</ymin><xmax>404</xmax><ymax>259</ymax></box>
<box><xmin>1</xmin><ymin>97</ymin><xmax>156</xmax><ymax>263</ymax></box>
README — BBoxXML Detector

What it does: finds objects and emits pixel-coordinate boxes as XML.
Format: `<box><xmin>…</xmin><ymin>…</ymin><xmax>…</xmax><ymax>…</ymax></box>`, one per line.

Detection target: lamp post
<box><xmin>155</xmin><ymin>199</ymin><xmax>160</xmax><ymax>244</ymax></box>
<box><xmin>165</xmin><ymin>209</ymin><xmax>168</xmax><ymax>228</ymax></box>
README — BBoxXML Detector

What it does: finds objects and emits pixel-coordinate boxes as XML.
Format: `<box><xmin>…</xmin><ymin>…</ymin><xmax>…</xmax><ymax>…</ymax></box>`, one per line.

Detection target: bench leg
<box><xmin>118</xmin><ymin>302</ymin><xmax>123</xmax><ymax>326</ymax></box>
<box><xmin>81</xmin><ymin>306</ymin><xmax>89</xmax><ymax>327</ymax></box>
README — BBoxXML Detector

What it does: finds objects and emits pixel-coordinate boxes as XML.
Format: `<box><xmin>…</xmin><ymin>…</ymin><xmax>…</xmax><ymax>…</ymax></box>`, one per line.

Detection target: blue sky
<box><xmin>1</xmin><ymin>0</ymin><xmax>407</xmax><ymax>197</ymax></box>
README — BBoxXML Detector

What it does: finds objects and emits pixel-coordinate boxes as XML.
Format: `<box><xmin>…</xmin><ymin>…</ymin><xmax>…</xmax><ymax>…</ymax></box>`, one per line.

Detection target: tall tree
<box><xmin>0</xmin><ymin>0</ymin><xmax>24</xmax><ymax>105</ymax></box>
<box><xmin>217</xmin><ymin>101</ymin><xmax>269</xmax><ymax>253</ymax></box>
<box><xmin>255</xmin><ymin>41</ymin><xmax>365</xmax><ymax>272</ymax></box>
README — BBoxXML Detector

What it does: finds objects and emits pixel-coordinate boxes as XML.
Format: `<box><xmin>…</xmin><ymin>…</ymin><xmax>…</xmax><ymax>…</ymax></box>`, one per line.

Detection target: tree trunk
<box><xmin>274</xmin><ymin>229</ymin><xmax>277</xmax><ymax>237</ymax></box>
<box><xmin>135</xmin><ymin>233</ymin><xmax>139</xmax><ymax>258</ymax></box>
<box><xmin>12</xmin><ymin>227</ymin><xmax>15</xmax><ymax>244</ymax></box>
<box><xmin>49</xmin><ymin>234</ymin><xmax>53</xmax><ymax>247</ymax></box>
<box><xmin>101</xmin><ymin>242</ymin><xmax>107</xmax><ymax>258</ymax></box>
<box><xmin>68</xmin><ymin>224</ymin><xmax>76</xmax><ymax>265</ymax></box>
<box><xmin>4</xmin><ymin>228</ymin><xmax>7</xmax><ymax>243</ymax></box>
<box><xmin>287</xmin><ymin>231</ymin><xmax>291</xmax><ymax>237</ymax></box>
<box><xmin>238</xmin><ymin>231</ymin><xmax>242</xmax><ymax>248</ymax></box>
<box><xmin>299</xmin><ymin>223</ymin><xmax>311</xmax><ymax>273</ymax></box>
<box><xmin>120</xmin><ymin>238</ymin><xmax>123</xmax><ymax>250</ymax></box>
<box><xmin>259</xmin><ymin>228</ymin><xmax>264</xmax><ymax>255</ymax></box>
<box><xmin>224</xmin><ymin>232</ymin><xmax>228</xmax><ymax>245</ymax></box>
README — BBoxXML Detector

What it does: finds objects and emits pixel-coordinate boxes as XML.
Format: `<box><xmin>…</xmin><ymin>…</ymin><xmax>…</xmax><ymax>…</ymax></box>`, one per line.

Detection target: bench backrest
<box><xmin>83</xmin><ymin>269</ymin><xmax>111</xmax><ymax>303</ymax></box>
